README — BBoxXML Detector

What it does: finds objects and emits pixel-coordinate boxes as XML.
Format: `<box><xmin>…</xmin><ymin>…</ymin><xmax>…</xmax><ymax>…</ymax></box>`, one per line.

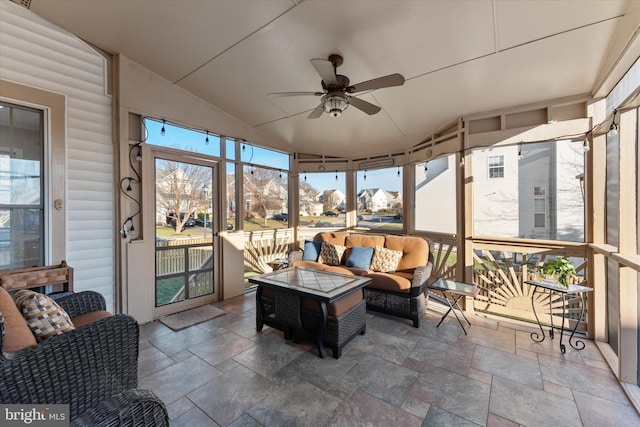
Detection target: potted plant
<box><xmin>540</xmin><ymin>257</ymin><xmax>576</xmax><ymax>288</ymax></box>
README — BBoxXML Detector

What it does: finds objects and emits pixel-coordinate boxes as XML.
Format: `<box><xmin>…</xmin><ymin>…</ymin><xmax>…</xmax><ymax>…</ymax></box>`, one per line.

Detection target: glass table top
<box><xmin>249</xmin><ymin>267</ymin><xmax>370</xmax><ymax>300</ymax></box>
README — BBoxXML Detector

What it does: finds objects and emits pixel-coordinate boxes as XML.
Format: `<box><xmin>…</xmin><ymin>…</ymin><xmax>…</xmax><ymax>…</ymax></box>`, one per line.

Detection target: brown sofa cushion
<box><xmin>0</xmin><ymin>287</ymin><xmax>37</xmax><ymax>353</ymax></box>
<box><xmin>71</xmin><ymin>310</ymin><xmax>112</xmax><ymax>328</ymax></box>
<box><xmin>345</xmin><ymin>234</ymin><xmax>385</xmax><ymax>249</ymax></box>
<box><xmin>292</xmin><ymin>260</ymin><xmax>327</xmax><ymax>270</ymax></box>
<box><xmin>363</xmin><ymin>272</ymin><xmax>412</xmax><ymax>293</ymax></box>
<box><xmin>301</xmin><ymin>288</ymin><xmax>363</xmax><ymax>317</ymax></box>
<box><xmin>384</xmin><ymin>235</ymin><xmax>430</xmax><ymax>272</ymax></box>
<box><xmin>313</xmin><ymin>231</ymin><xmax>348</xmax><ymax>246</ymax></box>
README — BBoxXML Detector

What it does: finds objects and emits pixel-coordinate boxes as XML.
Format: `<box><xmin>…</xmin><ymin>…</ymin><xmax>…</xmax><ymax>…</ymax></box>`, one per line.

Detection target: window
<box><xmin>145</xmin><ymin>118</ymin><xmax>221</xmax><ymax>157</ymax></box>
<box><xmin>414</xmin><ymin>155</ymin><xmax>456</xmax><ymax>234</ymax></box>
<box><xmin>488</xmin><ymin>155</ymin><xmax>504</xmax><ymax>178</ymax></box>
<box><xmin>0</xmin><ymin>102</ymin><xmax>44</xmax><ymax>269</ymax></box>
<box><xmin>243</xmin><ymin>165</ymin><xmax>288</xmax><ymax>229</ymax></box>
<box><xmin>299</xmin><ymin>171</ymin><xmax>346</xmax><ymax>241</ymax></box>
<box><xmin>533</xmin><ymin>187</ymin><xmax>546</xmax><ymax>228</ymax></box>
<box><xmin>473</xmin><ymin>142</ymin><xmax>584</xmax><ymax>241</ymax></box>
<box><xmin>356</xmin><ymin>167</ymin><xmax>403</xmax><ymax>230</ymax></box>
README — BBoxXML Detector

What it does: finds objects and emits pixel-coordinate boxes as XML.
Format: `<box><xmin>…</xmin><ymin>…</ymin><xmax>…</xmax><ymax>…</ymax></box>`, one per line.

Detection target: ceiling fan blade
<box><xmin>307</xmin><ymin>104</ymin><xmax>324</xmax><ymax>119</ymax></box>
<box><xmin>310</xmin><ymin>58</ymin><xmax>337</xmax><ymax>86</ymax></box>
<box><xmin>348</xmin><ymin>73</ymin><xmax>405</xmax><ymax>93</ymax></box>
<box><xmin>349</xmin><ymin>97</ymin><xmax>381</xmax><ymax>115</ymax></box>
<box><xmin>268</xmin><ymin>91</ymin><xmax>324</xmax><ymax>97</ymax></box>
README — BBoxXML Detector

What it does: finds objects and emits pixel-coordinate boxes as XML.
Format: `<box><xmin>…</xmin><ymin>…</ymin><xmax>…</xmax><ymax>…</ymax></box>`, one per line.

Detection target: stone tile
<box><xmin>149</xmin><ymin>325</ymin><xmax>213</xmax><ymax>356</ymax></box>
<box><xmin>489</xmin><ymin>376</ymin><xmax>582</xmax><ymax>427</ymax></box>
<box><xmin>189</xmin><ymin>331</ymin><xmax>256</xmax><ymax>366</ymax></box>
<box><xmin>515</xmin><ymin>329</ymin><xmax>585</xmax><ymax>364</ymax></box>
<box><xmin>138</xmin><ymin>355</ymin><xmax>222</xmax><ymax>405</ymax></box>
<box><xmin>408</xmin><ymin>336</ymin><xmax>474</xmax><ymax>376</ymax></box>
<box><xmin>228</xmin><ymin>414</ymin><xmax>262</xmax><ymax>427</ymax></box>
<box><xmin>171</xmin><ymin>406</ymin><xmax>220</xmax><ymax>427</ymax></box>
<box><xmin>232</xmin><ymin>337</ymin><xmax>305</xmax><ymax>377</ymax></box>
<box><xmin>486</xmin><ymin>413</ymin><xmax>519</xmax><ymax>427</ymax></box>
<box><xmin>409</xmin><ymin>315</ymin><xmax>461</xmax><ymax>344</ymax></box>
<box><xmin>188</xmin><ymin>365</ymin><xmax>278</xmax><ymax>426</ymax></box>
<box><xmin>281</xmin><ymin>351</ymin><xmax>357</xmax><ymax>391</ymax></box>
<box><xmin>538</xmin><ymin>353</ymin><xmax>630</xmax><ymax>405</ymax></box>
<box><xmin>471</xmin><ymin>345</ymin><xmax>543</xmax><ymax>389</ymax></box>
<box><xmin>215</xmin><ymin>358</ymin><xmax>243</xmax><ymax>373</ymax></box>
<box><xmin>401</xmin><ymin>397</ymin><xmax>431</xmax><ymax>419</ymax></box>
<box><xmin>402</xmin><ymin>357</ymin><xmax>426</xmax><ymax>373</ymax></box>
<box><xmin>341</xmin><ymin>352</ymin><xmax>419</xmax><ymax>407</ymax></box>
<box><xmin>408</xmin><ymin>364</ymin><xmax>490</xmax><ymax>425</ymax></box>
<box><xmin>459</xmin><ymin>324</ymin><xmax>515</xmax><ymax>354</ymax></box>
<box><xmin>468</xmin><ymin>368</ymin><xmax>492</xmax><ymax>385</ymax></box>
<box><xmin>515</xmin><ymin>346</ymin><xmax>538</xmax><ymax>360</ymax></box>
<box><xmin>326</xmin><ymin>389</ymin><xmax>422</xmax><ymax>427</ymax></box>
<box><xmin>583</xmin><ymin>357</ymin><xmax>611</xmax><ymax>371</ymax></box>
<box><xmin>573</xmin><ymin>390</ymin><xmax>640</xmax><ymax>427</ymax></box>
<box><xmin>421</xmin><ymin>406</ymin><xmax>481</xmax><ymax>426</ymax></box>
<box><xmin>543</xmin><ymin>380</ymin><xmax>574</xmax><ymax>399</ymax></box>
<box><xmin>137</xmin><ymin>345</ymin><xmax>175</xmax><ymax>380</ymax></box>
<box><xmin>165</xmin><ymin>397</ymin><xmax>194</xmax><ymax>421</ymax></box>
<box><xmin>328</xmin><ymin>380</ymin><xmax>358</xmax><ymax>401</ymax></box>
<box><xmin>196</xmin><ymin>311</ymin><xmax>245</xmax><ymax>332</ymax></box>
<box><xmin>224</xmin><ymin>314</ymin><xmax>264</xmax><ymax>339</ymax></box>
<box><xmin>349</xmin><ymin>329</ymin><xmax>417</xmax><ymax>364</ymax></box>
<box><xmin>214</xmin><ymin>294</ymin><xmax>256</xmax><ymax>314</ymax></box>
<box><xmin>248</xmin><ymin>377</ymin><xmax>342</xmax><ymax>426</ymax></box>
<box><xmin>170</xmin><ymin>349</ymin><xmax>194</xmax><ymax>362</ymax></box>
<box><xmin>139</xmin><ymin>339</ymin><xmax>154</xmax><ymax>351</ymax></box>
<box><xmin>138</xmin><ymin>320</ymin><xmax>173</xmax><ymax>342</ymax></box>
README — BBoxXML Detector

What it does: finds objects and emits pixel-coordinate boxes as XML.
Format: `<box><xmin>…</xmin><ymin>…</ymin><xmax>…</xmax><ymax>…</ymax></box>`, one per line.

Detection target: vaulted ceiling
<box><xmin>28</xmin><ymin>0</ymin><xmax>630</xmax><ymax>158</ymax></box>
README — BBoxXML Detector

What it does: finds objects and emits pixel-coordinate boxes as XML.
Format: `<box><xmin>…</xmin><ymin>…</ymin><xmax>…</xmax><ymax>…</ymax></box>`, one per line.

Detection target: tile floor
<box><xmin>138</xmin><ymin>292</ymin><xmax>640</xmax><ymax>426</ymax></box>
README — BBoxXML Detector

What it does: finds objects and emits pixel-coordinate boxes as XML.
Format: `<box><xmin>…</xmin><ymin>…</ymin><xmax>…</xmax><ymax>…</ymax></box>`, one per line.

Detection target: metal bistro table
<box><xmin>428</xmin><ymin>279</ymin><xmax>479</xmax><ymax>335</ymax></box>
<box><xmin>250</xmin><ymin>267</ymin><xmax>371</xmax><ymax>358</ymax></box>
<box><xmin>526</xmin><ymin>280</ymin><xmax>593</xmax><ymax>354</ymax></box>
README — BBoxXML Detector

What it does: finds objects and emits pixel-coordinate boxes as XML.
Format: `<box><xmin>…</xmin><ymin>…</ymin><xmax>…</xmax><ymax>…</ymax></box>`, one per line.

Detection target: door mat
<box><xmin>159</xmin><ymin>304</ymin><xmax>226</xmax><ymax>331</ymax></box>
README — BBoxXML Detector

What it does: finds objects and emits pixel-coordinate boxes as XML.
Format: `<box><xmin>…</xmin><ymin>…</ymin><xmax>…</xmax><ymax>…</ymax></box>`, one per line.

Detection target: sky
<box><xmin>144</xmin><ymin>118</ymin><xmax>401</xmax><ymax>193</ymax></box>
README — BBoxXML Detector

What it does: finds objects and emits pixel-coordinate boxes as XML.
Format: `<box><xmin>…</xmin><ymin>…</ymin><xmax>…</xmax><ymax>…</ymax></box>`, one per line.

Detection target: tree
<box><xmin>243</xmin><ymin>166</ymin><xmax>286</xmax><ymax>226</ymax></box>
<box><xmin>156</xmin><ymin>160</ymin><xmax>211</xmax><ymax>234</ymax></box>
<box><xmin>299</xmin><ymin>180</ymin><xmax>320</xmax><ymax>215</ymax></box>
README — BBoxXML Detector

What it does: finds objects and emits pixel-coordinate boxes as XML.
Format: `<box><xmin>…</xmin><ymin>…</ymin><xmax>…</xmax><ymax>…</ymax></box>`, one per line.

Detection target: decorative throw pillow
<box><xmin>370</xmin><ymin>245</ymin><xmax>403</xmax><ymax>273</ymax></box>
<box><xmin>345</xmin><ymin>246</ymin><xmax>375</xmax><ymax>270</ymax></box>
<box><xmin>302</xmin><ymin>240</ymin><xmax>324</xmax><ymax>261</ymax></box>
<box><xmin>13</xmin><ymin>290</ymin><xmax>75</xmax><ymax>342</ymax></box>
<box><xmin>319</xmin><ymin>242</ymin><xmax>347</xmax><ymax>266</ymax></box>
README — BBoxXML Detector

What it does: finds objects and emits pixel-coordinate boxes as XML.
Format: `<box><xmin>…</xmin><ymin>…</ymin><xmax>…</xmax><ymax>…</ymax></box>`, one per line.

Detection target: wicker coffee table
<box><xmin>250</xmin><ymin>267</ymin><xmax>370</xmax><ymax>358</ymax></box>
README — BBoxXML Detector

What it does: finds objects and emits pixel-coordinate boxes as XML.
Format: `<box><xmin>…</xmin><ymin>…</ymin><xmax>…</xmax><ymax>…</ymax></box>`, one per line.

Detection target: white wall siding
<box><xmin>0</xmin><ymin>1</ymin><xmax>115</xmax><ymax>310</ymax></box>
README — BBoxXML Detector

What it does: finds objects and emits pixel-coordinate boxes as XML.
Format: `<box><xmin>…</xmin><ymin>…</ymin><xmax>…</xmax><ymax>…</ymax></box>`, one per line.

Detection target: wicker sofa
<box><xmin>0</xmin><ymin>289</ymin><xmax>169</xmax><ymax>426</ymax></box>
<box><xmin>289</xmin><ymin>232</ymin><xmax>434</xmax><ymax>327</ymax></box>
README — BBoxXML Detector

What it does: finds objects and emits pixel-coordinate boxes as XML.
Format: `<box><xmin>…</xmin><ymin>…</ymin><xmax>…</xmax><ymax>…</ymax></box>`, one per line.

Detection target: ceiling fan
<box><xmin>268</xmin><ymin>54</ymin><xmax>405</xmax><ymax>119</ymax></box>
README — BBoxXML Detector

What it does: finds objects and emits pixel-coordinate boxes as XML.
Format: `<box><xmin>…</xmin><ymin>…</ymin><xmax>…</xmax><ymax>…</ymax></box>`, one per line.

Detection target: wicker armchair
<box><xmin>0</xmin><ymin>291</ymin><xmax>168</xmax><ymax>427</ymax></box>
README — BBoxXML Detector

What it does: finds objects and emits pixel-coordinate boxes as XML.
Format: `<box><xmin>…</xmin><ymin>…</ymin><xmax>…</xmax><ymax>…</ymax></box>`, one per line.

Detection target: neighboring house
<box><xmin>357</xmin><ymin>188</ymin><xmax>401</xmax><ymax>212</ymax></box>
<box><xmin>319</xmin><ymin>189</ymin><xmax>346</xmax><ymax>211</ymax></box>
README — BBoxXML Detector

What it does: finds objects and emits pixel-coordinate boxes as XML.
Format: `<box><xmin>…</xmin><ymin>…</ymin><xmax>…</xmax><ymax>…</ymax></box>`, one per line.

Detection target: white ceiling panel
<box><xmin>30</xmin><ymin>0</ymin><xmax>296</xmax><ymax>83</ymax></box>
<box><xmin>495</xmin><ymin>0</ymin><xmax>628</xmax><ymax>50</ymax></box>
<box><xmin>24</xmin><ymin>0</ymin><xmax>631</xmax><ymax>158</ymax></box>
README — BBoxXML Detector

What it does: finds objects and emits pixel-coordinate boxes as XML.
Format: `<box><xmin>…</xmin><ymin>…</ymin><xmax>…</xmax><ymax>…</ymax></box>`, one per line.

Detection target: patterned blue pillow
<box><xmin>302</xmin><ymin>240</ymin><xmax>323</xmax><ymax>261</ymax></box>
<box><xmin>346</xmin><ymin>246</ymin><xmax>375</xmax><ymax>270</ymax></box>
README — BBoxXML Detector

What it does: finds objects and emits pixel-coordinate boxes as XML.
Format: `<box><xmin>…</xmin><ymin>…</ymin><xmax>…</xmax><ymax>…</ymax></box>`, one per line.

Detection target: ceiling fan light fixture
<box><xmin>322</xmin><ymin>94</ymin><xmax>349</xmax><ymax>117</ymax></box>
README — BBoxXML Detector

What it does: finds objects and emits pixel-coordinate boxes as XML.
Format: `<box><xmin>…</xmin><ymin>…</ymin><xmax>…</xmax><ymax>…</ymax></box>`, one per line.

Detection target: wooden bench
<box><xmin>0</xmin><ymin>261</ymin><xmax>74</xmax><ymax>294</ymax></box>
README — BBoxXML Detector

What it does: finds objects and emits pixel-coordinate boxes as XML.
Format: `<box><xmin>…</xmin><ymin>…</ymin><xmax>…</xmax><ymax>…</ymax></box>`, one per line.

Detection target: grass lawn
<box><xmin>156</xmin><ymin>276</ymin><xmax>184</xmax><ymax>306</ymax></box>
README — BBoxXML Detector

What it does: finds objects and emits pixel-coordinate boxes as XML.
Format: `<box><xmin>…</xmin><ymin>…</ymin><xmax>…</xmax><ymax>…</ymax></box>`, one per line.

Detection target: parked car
<box><xmin>195</xmin><ymin>218</ymin><xmax>213</xmax><ymax>228</ymax></box>
<box><xmin>324</xmin><ymin>211</ymin><xmax>338</xmax><ymax>217</ymax></box>
<box><xmin>315</xmin><ymin>221</ymin><xmax>333</xmax><ymax>227</ymax></box>
<box><xmin>273</xmin><ymin>213</ymin><xmax>288</xmax><ymax>221</ymax></box>
<box><xmin>169</xmin><ymin>214</ymin><xmax>196</xmax><ymax>228</ymax></box>
<box><xmin>357</xmin><ymin>214</ymin><xmax>364</xmax><ymax>221</ymax></box>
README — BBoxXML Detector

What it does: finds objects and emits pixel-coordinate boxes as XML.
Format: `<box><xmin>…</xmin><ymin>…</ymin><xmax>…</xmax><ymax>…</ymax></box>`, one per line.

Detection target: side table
<box><xmin>267</xmin><ymin>258</ymin><xmax>289</xmax><ymax>271</ymax></box>
<box><xmin>428</xmin><ymin>279</ymin><xmax>479</xmax><ymax>335</ymax></box>
<box><xmin>525</xmin><ymin>280</ymin><xmax>592</xmax><ymax>353</ymax></box>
